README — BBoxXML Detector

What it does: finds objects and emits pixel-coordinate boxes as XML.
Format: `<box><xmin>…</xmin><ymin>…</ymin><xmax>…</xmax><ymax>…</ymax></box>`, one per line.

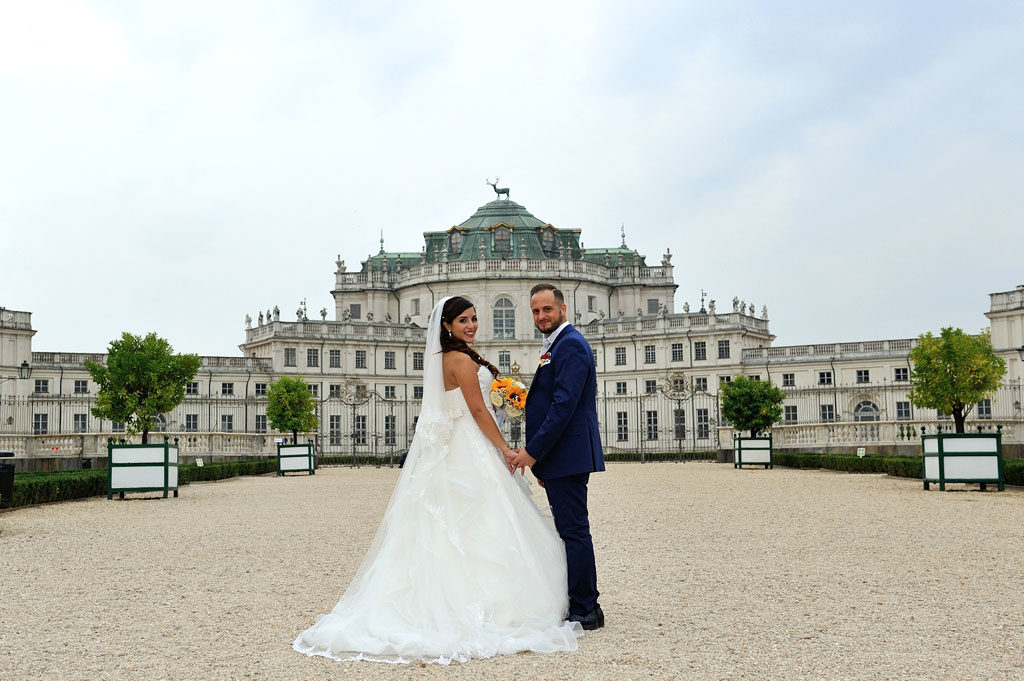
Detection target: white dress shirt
<box><xmin>540</xmin><ymin>321</ymin><xmax>571</xmax><ymax>356</ymax></box>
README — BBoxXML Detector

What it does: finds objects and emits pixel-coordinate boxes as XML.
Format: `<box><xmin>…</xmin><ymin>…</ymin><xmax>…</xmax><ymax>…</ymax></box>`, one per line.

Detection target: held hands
<box><xmin>504</xmin><ymin>447</ymin><xmax>536</xmax><ymax>476</ymax></box>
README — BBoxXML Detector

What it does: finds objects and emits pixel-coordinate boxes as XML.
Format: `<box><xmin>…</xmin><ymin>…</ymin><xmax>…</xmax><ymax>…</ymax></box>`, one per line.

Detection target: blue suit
<box><xmin>525</xmin><ymin>324</ymin><xmax>605</xmax><ymax>616</ymax></box>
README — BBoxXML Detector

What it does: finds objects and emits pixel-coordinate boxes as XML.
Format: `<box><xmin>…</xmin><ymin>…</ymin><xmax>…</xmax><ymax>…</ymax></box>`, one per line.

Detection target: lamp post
<box><xmin>0</xmin><ymin>361</ymin><xmax>32</xmax><ymax>389</ymax></box>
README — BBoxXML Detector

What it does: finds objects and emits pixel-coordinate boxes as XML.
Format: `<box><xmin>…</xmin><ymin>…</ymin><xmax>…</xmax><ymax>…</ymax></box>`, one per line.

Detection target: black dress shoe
<box><xmin>570</xmin><ymin>604</ymin><xmax>605</xmax><ymax>630</ymax></box>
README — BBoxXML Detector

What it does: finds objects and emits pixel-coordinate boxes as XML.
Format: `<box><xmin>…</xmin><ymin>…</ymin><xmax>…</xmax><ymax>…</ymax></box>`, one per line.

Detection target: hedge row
<box><xmin>605</xmin><ymin>450</ymin><xmax>716</xmax><ymax>463</ymax></box>
<box><xmin>3</xmin><ymin>459</ymin><xmax>278</xmax><ymax>509</ymax></box>
<box><xmin>773</xmin><ymin>452</ymin><xmax>1024</xmax><ymax>486</ymax></box>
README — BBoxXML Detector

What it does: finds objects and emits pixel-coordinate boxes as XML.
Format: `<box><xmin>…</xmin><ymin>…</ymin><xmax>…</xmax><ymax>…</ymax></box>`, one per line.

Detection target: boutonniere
<box><xmin>538</xmin><ymin>352</ymin><xmax>552</xmax><ymax>367</ymax></box>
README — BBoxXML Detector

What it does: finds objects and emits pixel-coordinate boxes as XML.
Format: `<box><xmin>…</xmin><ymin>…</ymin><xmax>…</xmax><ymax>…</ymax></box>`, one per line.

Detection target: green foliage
<box><xmin>908</xmin><ymin>327</ymin><xmax>1006</xmax><ymax>433</ymax></box>
<box><xmin>6</xmin><ymin>470</ymin><xmax>107</xmax><ymax>507</ymax></box>
<box><xmin>721</xmin><ymin>376</ymin><xmax>786</xmax><ymax>436</ymax></box>
<box><xmin>265</xmin><ymin>376</ymin><xmax>320</xmax><ymax>443</ymax></box>
<box><xmin>5</xmin><ymin>459</ymin><xmax>278</xmax><ymax>508</ymax></box>
<box><xmin>85</xmin><ymin>332</ymin><xmax>201</xmax><ymax>443</ymax></box>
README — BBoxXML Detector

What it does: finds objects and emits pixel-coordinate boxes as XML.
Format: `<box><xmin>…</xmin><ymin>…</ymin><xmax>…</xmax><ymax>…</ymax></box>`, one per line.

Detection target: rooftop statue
<box><xmin>486</xmin><ymin>177</ymin><xmax>510</xmax><ymax>200</ymax></box>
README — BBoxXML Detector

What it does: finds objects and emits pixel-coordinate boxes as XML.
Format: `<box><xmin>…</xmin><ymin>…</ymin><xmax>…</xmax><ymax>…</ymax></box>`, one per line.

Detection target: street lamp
<box><xmin>1</xmin><ymin>361</ymin><xmax>31</xmax><ymax>388</ymax></box>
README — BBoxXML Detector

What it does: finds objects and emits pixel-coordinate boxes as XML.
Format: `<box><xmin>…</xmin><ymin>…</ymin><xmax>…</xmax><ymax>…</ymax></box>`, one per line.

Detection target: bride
<box><xmin>293</xmin><ymin>296</ymin><xmax>583</xmax><ymax>664</ymax></box>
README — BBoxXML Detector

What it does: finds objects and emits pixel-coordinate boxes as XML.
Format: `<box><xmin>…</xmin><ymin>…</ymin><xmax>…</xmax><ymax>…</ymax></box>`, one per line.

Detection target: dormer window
<box><xmin>542</xmin><ymin>227</ymin><xmax>555</xmax><ymax>252</ymax></box>
<box><xmin>494</xmin><ymin>226</ymin><xmax>511</xmax><ymax>252</ymax></box>
<box><xmin>449</xmin><ymin>230</ymin><xmax>462</xmax><ymax>253</ymax></box>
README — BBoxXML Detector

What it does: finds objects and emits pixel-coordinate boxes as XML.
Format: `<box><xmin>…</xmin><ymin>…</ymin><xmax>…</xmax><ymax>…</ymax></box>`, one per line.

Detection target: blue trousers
<box><xmin>543</xmin><ymin>472</ymin><xmax>599</xmax><ymax>616</ymax></box>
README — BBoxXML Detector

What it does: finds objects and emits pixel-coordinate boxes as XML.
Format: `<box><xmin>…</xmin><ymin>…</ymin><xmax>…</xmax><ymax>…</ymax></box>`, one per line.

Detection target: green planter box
<box><xmin>107</xmin><ymin>436</ymin><xmax>179</xmax><ymax>499</ymax></box>
<box><xmin>734</xmin><ymin>434</ymin><xmax>773</xmax><ymax>469</ymax></box>
<box><xmin>922</xmin><ymin>430</ymin><xmax>1004</xmax><ymax>491</ymax></box>
<box><xmin>277</xmin><ymin>442</ymin><xmax>315</xmax><ymax>476</ymax></box>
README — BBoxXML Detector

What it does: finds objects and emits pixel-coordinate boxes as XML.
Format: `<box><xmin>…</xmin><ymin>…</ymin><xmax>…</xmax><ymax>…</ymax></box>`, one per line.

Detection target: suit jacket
<box><xmin>525</xmin><ymin>324</ymin><xmax>605</xmax><ymax>480</ymax></box>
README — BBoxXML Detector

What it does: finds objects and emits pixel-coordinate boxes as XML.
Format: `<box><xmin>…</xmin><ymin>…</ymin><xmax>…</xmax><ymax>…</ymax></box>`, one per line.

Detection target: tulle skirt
<box><xmin>292</xmin><ymin>399</ymin><xmax>583</xmax><ymax>664</ymax></box>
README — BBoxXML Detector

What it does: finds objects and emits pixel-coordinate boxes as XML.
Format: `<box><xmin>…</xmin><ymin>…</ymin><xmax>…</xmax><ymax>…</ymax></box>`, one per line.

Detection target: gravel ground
<box><xmin>1</xmin><ymin>462</ymin><xmax>1022</xmax><ymax>681</ymax></box>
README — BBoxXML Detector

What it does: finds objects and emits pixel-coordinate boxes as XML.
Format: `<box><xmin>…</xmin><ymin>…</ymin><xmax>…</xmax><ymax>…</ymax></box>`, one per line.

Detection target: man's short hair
<box><xmin>530</xmin><ymin>283</ymin><xmax>564</xmax><ymax>304</ymax></box>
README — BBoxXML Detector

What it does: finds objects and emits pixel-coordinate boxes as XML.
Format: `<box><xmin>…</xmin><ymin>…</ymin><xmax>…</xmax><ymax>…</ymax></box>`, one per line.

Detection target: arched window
<box><xmin>493</xmin><ymin>297</ymin><xmax>516</xmax><ymax>339</ymax></box>
<box><xmin>853</xmin><ymin>401</ymin><xmax>879</xmax><ymax>422</ymax></box>
<box><xmin>449</xmin><ymin>230</ymin><xmax>462</xmax><ymax>254</ymax></box>
<box><xmin>493</xmin><ymin>226</ymin><xmax>511</xmax><ymax>252</ymax></box>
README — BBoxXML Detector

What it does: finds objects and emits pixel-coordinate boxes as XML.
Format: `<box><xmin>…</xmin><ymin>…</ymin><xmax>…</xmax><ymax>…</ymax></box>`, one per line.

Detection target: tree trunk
<box><xmin>141</xmin><ymin>429</ymin><xmax>149</xmax><ymax>444</ymax></box>
<box><xmin>953</xmin><ymin>406</ymin><xmax>966</xmax><ymax>433</ymax></box>
<box><xmin>292</xmin><ymin>430</ymin><xmax>297</xmax><ymax>444</ymax></box>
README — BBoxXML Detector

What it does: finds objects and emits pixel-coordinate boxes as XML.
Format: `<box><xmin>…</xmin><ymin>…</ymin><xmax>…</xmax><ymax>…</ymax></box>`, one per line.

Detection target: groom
<box><xmin>506</xmin><ymin>283</ymin><xmax>606</xmax><ymax>630</ymax></box>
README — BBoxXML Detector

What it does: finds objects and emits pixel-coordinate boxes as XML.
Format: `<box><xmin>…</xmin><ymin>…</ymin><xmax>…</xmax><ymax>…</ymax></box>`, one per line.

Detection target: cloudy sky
<box><xmin>3</xmin><ymin>1</ymin><xmax>1022</xmax><ymax>357</ymax></box>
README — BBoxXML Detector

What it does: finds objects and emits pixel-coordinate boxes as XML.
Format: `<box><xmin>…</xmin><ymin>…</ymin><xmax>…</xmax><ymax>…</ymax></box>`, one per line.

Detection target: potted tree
<box><xmin>266</xmin><ymin>376</ymin><xmax>319</xmax><ymax>475</ymax></box>
<box><xmin>721</xmin><ymin>376</ymin><xmax>784</xmax><ymax>469</ymax></box>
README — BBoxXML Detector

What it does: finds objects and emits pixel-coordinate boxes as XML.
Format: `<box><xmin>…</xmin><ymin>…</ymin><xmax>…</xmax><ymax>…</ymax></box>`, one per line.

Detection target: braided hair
<box><xmin>439</xmin><ymin>297</ymin><xmax>500</xmax><ymax>379</ymax></box>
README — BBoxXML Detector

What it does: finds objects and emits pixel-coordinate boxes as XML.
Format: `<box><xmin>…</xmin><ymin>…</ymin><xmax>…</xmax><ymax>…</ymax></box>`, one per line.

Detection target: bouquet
<box><xmin>489</xmin><ymin>377</ymin><xmax>528</xmax><ymax>421</ymax></box>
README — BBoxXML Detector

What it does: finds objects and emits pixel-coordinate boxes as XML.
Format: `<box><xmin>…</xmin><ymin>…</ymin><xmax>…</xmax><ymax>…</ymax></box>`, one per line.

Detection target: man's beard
<box><xmin>536</xmin><ymin>313</ymin><xmax>565</xmax><ymax>334</ymax></box>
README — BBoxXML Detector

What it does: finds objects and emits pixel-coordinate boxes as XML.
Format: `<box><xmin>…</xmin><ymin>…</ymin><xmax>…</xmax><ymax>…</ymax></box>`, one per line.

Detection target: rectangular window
<box><xmin>694</xmin><ymin>377</ymin><xmax>708</xmax><ymax>392</ymax></box>
<box><xmin>33</xmin><ymin>413</ymin><xmax>48</xmax><ymax>434</ymax></box>
<box><xmin>498</xmin><ymin>351</ymin><xmax>511</xmax><ymax>375</ymax></box>
<box><xmin>977</xmin><ymin>399</ymin><xmax>992</xmax><ymax>419</ymax></box>
<box><xmin>782</xmin><ymin>373</ymin><xmax>795</xmax><ymax>387</ymax></box>
<box><xmin>385</xmin><ymin>414</ymin><xmax>397</xmax><ymax>446</ymax></box>
<box><xmin>719</xmin><ymin>375</ymin><xmax>732</xmax><ymax>385</ymax></box>
<box><xmin>111</xmin><ymin>421</ymin><xmax>125</xmax><ymax>433</ymax></box>
<box><xmin>284</xmin><ymin>348</ymin><xmax>296</xmax><ymax>367</ymax></box>
<box><xmin>750</xmin><ymin>375</ymin><xmax>760</xmax><ymax>381</ymax></box>
<box><xmin>221</xmin><ymin>415</ymin><xmax>233</xmax><ymax>432</ymax></box>
<box><xmin>694</xmin><ymin>342</ymin><xmax>706</xmax><ymax>361</ymax></box>
<box><xmin>647</xmin><ymin>299</ymin><xmax>659</xmax><ymax>314</ymax></box>
<box><xmin>412</xmin><ymin>298</ymin><xmax>421</xmax><ymax>315</ymax></box>
<box><xmin>615</xmin><ymin>381</ymin><xmax>627</xmax><ymax>395</ymax></box>
<box><xmin>73</xmin><ymin>413</ymin><xmax>88</xmax><ymax>433</ymax></box>
<box><xmin>413</xmin><ymin>386</ymin><xmax>424</xmax><ymax>400</ymax></box>
<box><xmin>350</xmin><ymin>304</ymin><xmax>361</xmax><ymax>319</ymax></box>
<box><xmin>329</xmin><ymin>384</ymin><xmax>341</xmax><ymax>398</ymax></box>
<box><xmin>645</xmin><ymin>379</ymin><xmax>657</xmax><ymax>394</ymax></box>
<box><xmin>354</xmin><ymin>415</ymin><xmax>367</xmax><ymax>445</ymax></box>
<box><xmin>671</xmin><ymin>343</ymin><xmax>684</xmax><ymax>362</ymax></box>
<box><xmin>614</xmin><ymin>347</ymin><xmax>626</xmax><ymax>366</ymax></box>
<box><xmin>186</xmin><ymin>381</ymin><xmax>199</xmax><ymax>395</ymax></box>
<box><xmin>307</xmin><ymin>349</ymin><xmax>319</xmax><ymax>367</ymax></box>
<box><xmin>384</xmin><ymin>351</ymin><xmax>396</xmax><ymax>370</ymax></box>
<box><xmin>718</xmin><ymin>340</ymin><xmax>730</xmax><ymax>359</ymax></box>
<box><xmin>646</xmin><ymin>410</ymin><xmax>659</xmax><ymax>440</ymax></box>
<box><xmin>696</xmin><ymin>409</ymin><xmax>709</xmax><ymax>439</ymax></box>
<box><xmin>34</xmin><ymin>379</ymin><xmax>48</xmax><ymax>394</ymax></box>
<box><xmin>856</xmin><ymin>369</ymin><xmax>869</xmax><ymax>384</ymax></box>
<box><xmin>820</xmin><ymin>404</ymin><xmax>836</xmax><ymax>422</ymax></box>
<box><xmin>413</xmin><ymin>352</ymin><xmax>424</xmax><ymax>371</ymax></box>
<box><xmin>74</xmin><ymin>380</ymin><xmax>89</xmax><ymax>394</ymax></box>
<box><xmin>384</xmin><ymin>385</ymin><xmax>396</xmax><ymax>399</ymax></box>
<box><xmin>672</xmin><ymin>377</ymin><xmax>686</xmax><ymax>392</ymax></box>
<box><xmin>308</xmin><ymin>384</ymin><xmax>319</xmax><ymax>398</ymax></box>
<box><xmin>819</xmin><ymin>371</ymin><xmax>832</xmax><ymax>386</ymax></box>
<box><xmin>254</xmin><ymin>383</ymin><xmax>268</xmax><ymax>397</ymax></box>
<box><xmin>616</xmin><ymin>411</ymin><xmax>629</xmax><ymax>442</ymax></box>
<box><xmin>221</xmin><ymin>383</ymin><xmax>234</xmax><ymax>395</ymax></box>
<box><xmin>644</xmin><ymin>345</ymin><xmax>656</xmax><ymax>364</ymax></box>
<box><xmin>329</xmin><ymin>415</ymin><xmax>342</xmax><ymax>445</ymax></box>
<box><xmin>896</xmin><ymin>401</ymin><xmax>912</xmax><ymax>420</ymax></box>
<box><xmin>588</xmin><ymin>295</ymin><xmax>596</xmax><ymax>312</ymax></box>
<box><xmin>784</xmin><ymin>405</ymin><xmax>798</xmax><ymax>424</ymax></box>
<box><xmin>673</xmin><ymin>409</ymin><xmax>686</xmax><ymax>439</ymax></box>
<box><xmin>355</xmin><ymin>350</ymin><xmax>367</xmax><ymax>369</ymax></box>
<box><xmin>894</xmin><ymin>367</ymin><xmax>909</xmax><ymax>382</ymax></box>
<box><xmin>255</xmin><ymin>414</ymin><xmax>267</xmax><ymax>433</ymax></box>
<box><xmin>329</xmin><ymin>350</ymin><xmax>341</xmax><ymax>368</ymax></box>
<box><xmin>185</xmin><ymin>414</ymin><xmax>199</xmax><ymax>432</ymax></box>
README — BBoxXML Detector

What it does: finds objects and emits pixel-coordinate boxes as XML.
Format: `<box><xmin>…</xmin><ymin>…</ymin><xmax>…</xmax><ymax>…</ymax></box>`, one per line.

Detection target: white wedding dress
<box><xmin>293</xmin><ymin>300</ymin><xmax>582</xmax><ymax>664</ymax></box>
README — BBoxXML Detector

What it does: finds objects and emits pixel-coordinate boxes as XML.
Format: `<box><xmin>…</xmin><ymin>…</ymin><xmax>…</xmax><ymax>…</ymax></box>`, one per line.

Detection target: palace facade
<box><xmin>2</xmin><ymin>193</ymin><xmax>1022</xmax><ymax>467</ymax></box>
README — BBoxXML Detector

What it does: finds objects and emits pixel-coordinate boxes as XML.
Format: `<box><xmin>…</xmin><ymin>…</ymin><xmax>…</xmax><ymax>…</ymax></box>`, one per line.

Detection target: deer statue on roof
<box><xmin>486</xmin><ymin>177</ymin><xmax>510</xmax><ymax>200</ymax></box>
